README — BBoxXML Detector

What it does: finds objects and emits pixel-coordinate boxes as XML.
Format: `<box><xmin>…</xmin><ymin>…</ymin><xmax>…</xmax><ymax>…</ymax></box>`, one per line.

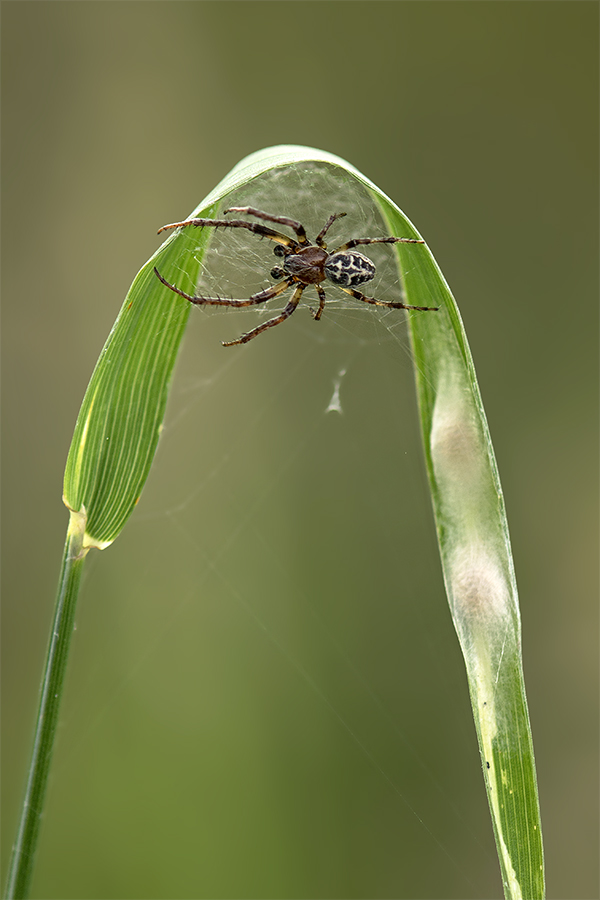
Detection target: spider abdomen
<box><xmin>324</xmin><ymin>251</ymin><xmax>376</xmax><ymax>287</ymax></box>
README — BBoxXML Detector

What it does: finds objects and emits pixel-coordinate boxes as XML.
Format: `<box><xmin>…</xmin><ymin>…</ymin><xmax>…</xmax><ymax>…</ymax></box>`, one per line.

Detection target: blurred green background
<box><xmin>2</xmin><ymin>3</ymin><xmax>597</xmax><ymax>898</ymax></box>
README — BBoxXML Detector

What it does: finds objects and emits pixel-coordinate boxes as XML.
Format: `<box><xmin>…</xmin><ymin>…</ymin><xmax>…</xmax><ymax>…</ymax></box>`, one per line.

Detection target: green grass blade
<box><xmin>4</xmin><ymin>512</ymin><xmax>87</xmax><ymax>899</ymax></box>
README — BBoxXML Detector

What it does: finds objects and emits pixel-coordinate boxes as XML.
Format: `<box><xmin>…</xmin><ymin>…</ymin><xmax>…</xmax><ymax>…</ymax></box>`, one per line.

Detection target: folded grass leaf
<box><xmin>7</xmin><ymin>146</ymin><xmax>544</xmax><ymax>900</ymax></box>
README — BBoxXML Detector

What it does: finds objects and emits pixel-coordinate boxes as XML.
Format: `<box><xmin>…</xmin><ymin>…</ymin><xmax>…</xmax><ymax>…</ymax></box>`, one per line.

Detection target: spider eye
<box><xmin>273</xmin><ymin>244</ymin><xmax>286</xmax><ymax>257</ymax></box>
<box><xmin>270</xmin><ymin>266</ymin><xmax>285</xmax><ymax>280</ymax></box>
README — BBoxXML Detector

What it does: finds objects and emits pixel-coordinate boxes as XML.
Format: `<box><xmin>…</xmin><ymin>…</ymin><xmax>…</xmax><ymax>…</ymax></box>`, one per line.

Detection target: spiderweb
<box><xmin>60</xmin><ymin>164</ymin><xmax>499</xmax><ymax>897</ymax></box>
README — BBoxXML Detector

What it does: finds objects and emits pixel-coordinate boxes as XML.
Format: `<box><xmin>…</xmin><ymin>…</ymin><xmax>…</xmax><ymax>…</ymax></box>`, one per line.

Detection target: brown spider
<box><xmin>154</xmin><ymin>207</ymin><xmax>438</xmax><ymax>346</ymax></box>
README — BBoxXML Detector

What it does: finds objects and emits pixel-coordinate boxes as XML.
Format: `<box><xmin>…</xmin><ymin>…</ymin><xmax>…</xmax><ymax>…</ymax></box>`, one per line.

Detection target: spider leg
<box><xmin>157</xmin><ymin>217</ymin><xmax>299</xmax><ymax>250</ymax></box>
<box><xmin>333</xmin><ymin>236</ymin><xmax>425</xmax><ymax>252</ymax></box>
<box><xmin>223</xmin><ymin>285</ymin><xmax>305</xmax><ymax>346</ymax></box>
<box><xmin>340</xmin><ymin>286</ymin><xmax>439</xmax><ymax>312</ymax></box>
<box><xmin>315</xmin><ymin>212</ymin><xmax>347</xmax><ymax>248</ymax></box>
<box><xmin>154</xmin><ymin>267</ymin><xmax>293</xmax><ymax>307</ymax></box>
<box><xmin>309</xmin><ymin>285</ymin><xmax>327</xmax><ymax>321</ymax></box>
<box><xmin>225</xmin><ymin>207</ymin><xmax>310</xmax><ymax>246</ymax></box>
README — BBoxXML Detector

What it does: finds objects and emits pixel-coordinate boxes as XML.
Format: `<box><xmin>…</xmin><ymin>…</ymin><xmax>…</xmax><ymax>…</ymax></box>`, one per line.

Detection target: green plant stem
<box><xmin>4</xmin><ymin>511</ymin><xmax>88</xmax><ymax>900</ymax></box>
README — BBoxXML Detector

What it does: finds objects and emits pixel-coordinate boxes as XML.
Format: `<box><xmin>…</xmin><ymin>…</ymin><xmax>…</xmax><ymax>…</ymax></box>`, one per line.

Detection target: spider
<box><xmin>154</xmin><ymin>207</ymin><xmax>439</xmax><ymax>346</ymax></box>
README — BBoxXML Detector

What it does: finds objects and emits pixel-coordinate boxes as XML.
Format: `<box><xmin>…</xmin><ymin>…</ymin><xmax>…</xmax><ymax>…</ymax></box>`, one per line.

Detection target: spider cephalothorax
<box><xmin>154</xmin><ymin>207</ymin><xmax>438</xmax><ymax>346</ymax></box>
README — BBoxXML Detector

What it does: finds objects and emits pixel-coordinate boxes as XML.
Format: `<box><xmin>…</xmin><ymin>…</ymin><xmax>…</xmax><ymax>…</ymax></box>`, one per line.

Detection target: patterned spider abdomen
<box><xmin>324</xmin><ymin>251</ymin><xmax>376</xmax><ymax>287</ymax></box>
